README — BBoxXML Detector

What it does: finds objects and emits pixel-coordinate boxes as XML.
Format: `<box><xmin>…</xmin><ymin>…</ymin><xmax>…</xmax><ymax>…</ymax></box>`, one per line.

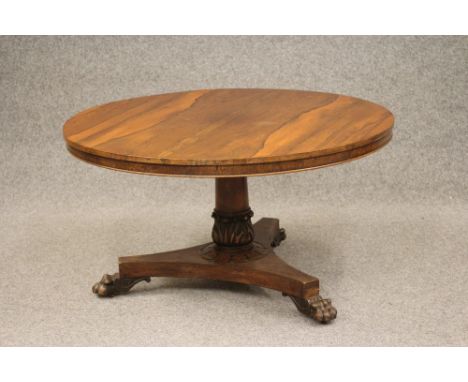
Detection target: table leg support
<box><xmin>91</xmin><ymin>178</ymin><xmax>337</xmax><ymax>324</ymax></box>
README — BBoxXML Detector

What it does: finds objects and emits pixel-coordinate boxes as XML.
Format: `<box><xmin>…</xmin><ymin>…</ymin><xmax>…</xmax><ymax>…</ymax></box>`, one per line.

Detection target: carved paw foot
<box><xmin>285</xmin><ymin>294</ymin><xmax>337</xmax><ymax>323</ymax></box>
<box><xmin>271</xmin><ymin>228</ymin><xmax>286</xmax><ymax>247</ymax></box>
<box><xmin>92</xmin><ymin>273</ymin><xmax>151</xmax><ymax>297</ymax></box>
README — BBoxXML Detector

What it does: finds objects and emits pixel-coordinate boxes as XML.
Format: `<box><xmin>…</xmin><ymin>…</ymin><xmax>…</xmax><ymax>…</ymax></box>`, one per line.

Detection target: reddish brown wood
<box><xmin>65</xmin><ymin>88</ymin><xmax>398</xmax><ymax>323</ymax></box>
<box><xmin>63</xmin><ymin>89</ymin><xmax>393</xmax><ymax>177</ymax></box>
<box><xmin>66</xmin><ymin>135</ymin><xmax>391</xmax><ymax>176</ymax></box>
<box><xmin>215</xmin><ymin>177</ymin><xmax>249</xmax><ymax>212</ymax></box>
<box><xmin>211</xmin><ymin>177</ymin><xmax>254</xmax><ymax>248</ymax></box>
<box><xmin>88</xmin><ymin>161</ymin><xmax>338</xmax><ymax>322</ymax></box>
<box><xmin>118</xmin><ymin>221</ymin><xmax>319</xmax><ymax>300</ymax></box>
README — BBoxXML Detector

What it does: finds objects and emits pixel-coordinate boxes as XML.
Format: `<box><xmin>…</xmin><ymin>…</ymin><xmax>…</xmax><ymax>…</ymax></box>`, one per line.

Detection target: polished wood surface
<box><xmin>75</xmin><ymin>89</ymin><xmax>394</xmax><ymax>322</ymax></box>
<box><xmin>91</xmin><ymin>177</ymin><xmax>338</xmax><ymax>322</ymax></box>
<box><xmin>118</xmin><ymin>219</ymin><xmax>319</xmax><ymax>300</ymax></box>
<box><xmin>64</xmin><ymin>89</ymin><xmax>393</xmax><ymax>177</ymax></box>
<box><xmin>215</xmin><ymin>177</ymin><xmax>249</xmax><ymax>213</ymax></box>
<box><xmin>212</xmin><ymin>178</ymin><xmax>254</xmax><ymax>248</ymax></box>
<box><xmin>93</xmin><ymin>217</ymin><xmax>336</xmax><ymax>322</ymax></box>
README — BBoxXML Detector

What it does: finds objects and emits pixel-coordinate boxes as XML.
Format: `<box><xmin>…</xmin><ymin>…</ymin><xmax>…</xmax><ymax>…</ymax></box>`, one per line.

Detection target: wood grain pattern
<box><xmin>64</xmin><ymin>89</ymin><xmax>393</xmax><ymax>177</ymax></box>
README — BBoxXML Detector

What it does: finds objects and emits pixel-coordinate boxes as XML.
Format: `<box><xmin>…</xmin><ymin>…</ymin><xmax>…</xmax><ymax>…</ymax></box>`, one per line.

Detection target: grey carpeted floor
<box><xmin>1</xmin><ymin>36</ymin><xmax>467</xmax><ymax>346</ymax></box>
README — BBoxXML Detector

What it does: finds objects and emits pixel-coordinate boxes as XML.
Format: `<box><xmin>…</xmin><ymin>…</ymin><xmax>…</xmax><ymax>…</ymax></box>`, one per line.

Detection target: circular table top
<box><xmin>63</xmin><ymin>89</ymin><xmax>393</xmax><ymax>177</ymax></box>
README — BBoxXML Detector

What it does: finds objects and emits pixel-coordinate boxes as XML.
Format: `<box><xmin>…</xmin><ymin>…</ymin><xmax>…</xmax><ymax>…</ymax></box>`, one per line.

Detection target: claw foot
<box><xmin>92</xmin><ymin>273</ymin><xmax>150</xmax><ymax>297</ymax></box>
<box><xmin>285</xmin><ymin>294</ymin><xmax>337</xmax><ymax>323</ymax></box>
<box><xmin>271</xmin><ymin>228</ymin><xmax>286</xmax><ymax>247</ymax></box>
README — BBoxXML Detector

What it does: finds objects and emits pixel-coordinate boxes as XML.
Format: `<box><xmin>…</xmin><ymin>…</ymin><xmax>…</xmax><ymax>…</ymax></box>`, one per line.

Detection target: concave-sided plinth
<box><xmin>92</xmin><ymin>177</ymin><xmax>337</xmax><ymax>323</ymax></box>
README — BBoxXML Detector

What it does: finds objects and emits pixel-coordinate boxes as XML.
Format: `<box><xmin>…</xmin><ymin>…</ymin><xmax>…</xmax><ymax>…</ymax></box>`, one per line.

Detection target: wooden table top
<box><xmin>63</xmin><ymin>89</ymin><xmax>393</xmax><ymax>177</ymax></box>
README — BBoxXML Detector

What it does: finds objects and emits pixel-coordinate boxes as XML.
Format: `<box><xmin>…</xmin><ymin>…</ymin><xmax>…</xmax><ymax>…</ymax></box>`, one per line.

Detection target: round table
<box><xmin>63</xmin><ymin>88</ymin><xmax>393</xmax><ymax>323</ymax></box>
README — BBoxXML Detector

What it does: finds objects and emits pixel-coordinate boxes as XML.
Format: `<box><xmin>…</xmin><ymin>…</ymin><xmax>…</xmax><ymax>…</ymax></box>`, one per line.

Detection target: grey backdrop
<box><xmin>1</xmin><ymin>36</ymin><xmax>467</xmax><ymax>346</ymax></box>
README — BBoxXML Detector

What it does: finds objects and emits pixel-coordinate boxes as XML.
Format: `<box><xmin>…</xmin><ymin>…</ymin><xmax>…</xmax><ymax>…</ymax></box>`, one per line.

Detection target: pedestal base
<box><xmin>92</xmin><ymin>177</ymin><xmax>336</xmax><ymax>323</ymax></box>
<box><xmin>92</xmin><ymin>217</ymin><xmax>337</xmax><ymax>324</ymax></box>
